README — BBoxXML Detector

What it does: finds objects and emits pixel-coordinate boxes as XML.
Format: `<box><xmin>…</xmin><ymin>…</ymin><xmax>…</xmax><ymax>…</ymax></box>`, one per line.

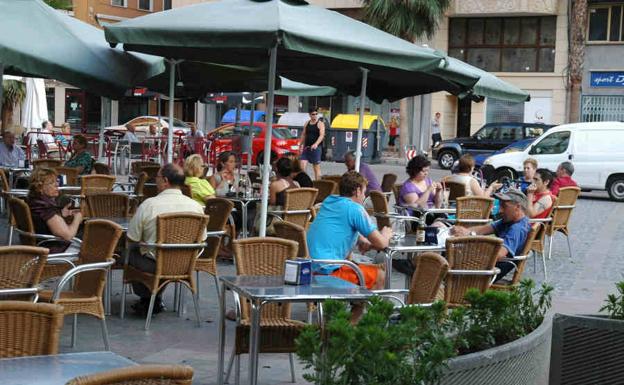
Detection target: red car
<box><xmin>207</xmin><ymin>122</ymin><xmax>301</xmax><ymax>165</ymax></box>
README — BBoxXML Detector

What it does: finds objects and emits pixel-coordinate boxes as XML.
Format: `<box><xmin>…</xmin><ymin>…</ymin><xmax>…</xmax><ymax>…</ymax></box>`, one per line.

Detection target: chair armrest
<box><xmin>447</xmin><ymin>269</ymin><xmax>499</xmax><ymax>276</ymax></box>
<box><xmin>51</xmin><ymin>259</ymin><xmax>115</xmax><ymax>301</ymax></box>
<box><xmin>372</xmin><ymin>289</ymin><xmax>408</xmax><ymax>307</ymax></box>
<box><xmin>555</xmin><ymin>205</ymin><xmax>576</xmax><ymax>209</ymax></box>
<box><xmin>374</xmin><ymin>212</ymin><xmax>421</xmax><ymax>222</ymax></box>
<box><xmin>267</xmin><ymin>209</ymin><xmax>311</xmax><ymax>215</ymax></box>
<box><xmin>313</xmin><ymin>259</ymin><xmax>366</xmax><ymax>288</ymax></box>
<box><xmin>0</xmin><ymin>288</ymin><xmax>39</xmax><ymax>302</ymax></box>
<box><xmin>529</xmin><ymin>218</ymin><xmax>552</xmax><ymax>223</ymax></box>
<box><xmin>139</xmin><ymin>242</ymin><xmax>208</xmax><ymax>249</ymax></box>
<box><xmin>452</xmin><ymin>219</ymin><xmax>492</xmax><ymax>224</ymax></box>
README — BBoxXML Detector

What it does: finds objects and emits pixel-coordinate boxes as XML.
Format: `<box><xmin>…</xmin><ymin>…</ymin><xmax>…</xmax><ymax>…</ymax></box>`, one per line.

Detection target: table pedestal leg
<box><xmin>241</xmin><ymin>202</ymin><xmax>249</xmax><ymax>238</ymax></box>
<box><xmin>249</xmin><ymin>301</ymin><xmax>262</xmax><ymax>385</ymax></box>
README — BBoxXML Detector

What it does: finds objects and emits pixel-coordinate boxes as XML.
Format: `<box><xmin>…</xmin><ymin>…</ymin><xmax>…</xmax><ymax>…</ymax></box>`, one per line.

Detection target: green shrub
<box><xmin>600</xmin><ymin>281</ymin><xmax>624</xmax><ymax>319</ymax></box>
<box><xmin>296</xmin><ymin>279</ymin><xmax>553</xmax><ymax>385</ymax></box>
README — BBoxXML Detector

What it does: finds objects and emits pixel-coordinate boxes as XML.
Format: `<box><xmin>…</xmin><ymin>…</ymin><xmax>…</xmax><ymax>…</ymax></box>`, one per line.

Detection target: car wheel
<box><xmin>607</xmin><ymin>176</ymin><xmax>624</xmax><ymax>202</ymax></box>
<box><xmin>494</xmin><ymin>168</ymin><xmax>517</xmax><ymax>182</ymax></box>
<box><xmin>437</xmin><ymin>151</ymin><xmax>457</xmax><ymax>169</ymax></box>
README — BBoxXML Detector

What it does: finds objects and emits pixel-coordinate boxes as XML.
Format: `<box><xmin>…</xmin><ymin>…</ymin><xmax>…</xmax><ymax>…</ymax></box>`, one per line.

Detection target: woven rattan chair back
<box><xmin>392</xmin><ymin>183</ymin><xmax>402</xmax><ymax>205</ymax></box>
<box><xmin>0</xmin><ymin>301</ymin><xmax>64</xmax><ymax>358</ymax></box>
<box><xmin>8</xmin><ymin>197</ymin><xmax>37</xmax><ymax>246</ymax></box>
<box><xmin>131</xmin><ymin>161</ymin><xmax>160</xmax><ymax>176</ymax></box>
<box><xmin>282</xmin><ymin>188</ymin><xmax>318</xmax><ymax>229</ymax></box>
<box><xmin>273</xmin><ymin>221</ymin><xmax>309</xmax><ymax>259</ymax></box>
<box><xmin>233</xmin><ymin>237</ymin><xmax>298</xmax><ymax>321</ymax></box>
<box><xmin>381</xmin><ymin>173</ymin><xmax>397</xmax><ymax>193</ymax></box>
<box><xmin>0</xmin><ymin>169</ymin><xmax>10</xmax><ymax>191</ymax></box>
<box><xmin>53</xmin><ymin>166</ymin><xmax>80</xmax><ymax>186</ymax></box>
<box><xmin>32</xmin><ymin>159</ymin><xmax>62</xmax><ymax>169</ymax></box>
<box><xmin>137</xmin><ymin>165</ymin><xmax>161</xmax><ymax>181</ymax></box>
<box><xmin>312</xmin><ymin>180</ymin><xmax>335</xmax><ymax>204</ymax></box>
<box><xmin>66</xmin><ymin>364</ymin><xmax>194</xmax><ymax>385</ymax></box>
<box><xmin>445</xmin><ymin>181</ymin><xmax>467</xmax><ymax>202</ymax></box>
<box><xmin>196</xmin><ymin>198</ymin><xmax>235</xmax><ymax>276</ymax></box>
<box><xmin>321</xmin><ymin>175</ymin><xmax>341</xmax><ymax>193</ymax></box>
<box><xmin>444</xmin><ymin>236</ymin><xmax>502</xmax><ymax>306</ymax></box>
<box><xmin>549</xmin><ymin>186</ymin><xmax>580</xmax><ymax>236</ymax></box>
<box><xmin>85</xmin><ymin>193</ymin><xmax>130</xmax><ymax>218</ymax></box>
<box><xmin>369</xmin><ymin>190</ymin><xmax>391</xmax><ymax>229</ymax></box>
<box><xmin>407</xmin><ymin>252</ymin><xmax>448</xmax><ymax>304</ymax></box>
<box><xmin>81</xmin><ymin>175</ymin><xmax>115</xmax><ymax>196</ymax></box>
<box><xmin>154</xmin><ymin>213</ymin><xmax>209</xmax><ymax>281</ymax></box>
<box><xmin>93</xmin><ymin>162</ymin><xmax>112</xmax><ymax>175</ymax></box>
<box><xmin>73</xmin><ymin>220</ymin><xmax>123</xmax><ymax>298</ymax></box>
<box><xmin>134</xmin><ymin>172</ymin><xmax>148</xmax><ymax>197</ymax></box>
<box><xmin>455</xmin><ymin>196</ymin><xmax>494</xmax><ymax>227</ymax></box>
<box><xmin>505</xmin><ymin>223</ymin><xmax>541</xmax><ymax>287</ymax></box>
<box><xmin>0</xmin><ymin>246</ymin><xmax>48</xmax><ymax>295</ymax></box>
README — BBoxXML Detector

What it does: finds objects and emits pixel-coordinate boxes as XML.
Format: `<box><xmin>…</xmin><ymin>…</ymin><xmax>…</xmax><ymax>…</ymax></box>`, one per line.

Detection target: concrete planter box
<box><xmin>439</xmin><ymin>320</ymin><xmax>551</xmax><ymax>385</ymax></box>
<box><xmin>550</xmin><ymin>313</ymin><xmax>624</xmax><ymax>385</ymax></box>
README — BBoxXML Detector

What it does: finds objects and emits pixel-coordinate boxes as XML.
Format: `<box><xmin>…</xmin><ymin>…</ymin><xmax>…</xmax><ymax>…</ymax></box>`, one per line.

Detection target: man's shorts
<box><xmin>300</xmin><ymin>146</ymin><xmax>322</xmax><ymax>165</ymax></box>
<box><xmin>330</xmin><ymin>264</ymin><xmax>380</xmax><ymax>289</ymax></box>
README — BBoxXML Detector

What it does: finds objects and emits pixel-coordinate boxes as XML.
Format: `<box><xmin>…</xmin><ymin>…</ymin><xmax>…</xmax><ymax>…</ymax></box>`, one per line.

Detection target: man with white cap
<box><xmin>450</xmin><ymin>189</ymin><xmax>530</xmax><ymax>282</ymax></box>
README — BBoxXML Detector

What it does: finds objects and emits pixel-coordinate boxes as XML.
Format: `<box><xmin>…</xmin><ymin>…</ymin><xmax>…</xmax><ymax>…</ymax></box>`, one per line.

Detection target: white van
<box><xmin>482</xmin><ymin>121</ymin><xmax>624</xmax><ymax>201</ymax></box>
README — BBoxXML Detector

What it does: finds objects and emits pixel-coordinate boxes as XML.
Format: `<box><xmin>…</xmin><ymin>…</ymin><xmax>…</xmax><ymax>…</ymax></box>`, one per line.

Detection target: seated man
<box><xmin>550</xmin><ymin>161</ymin><xmax>577</xmax><ymax>196</ymax></box>
<box><xmin>307</xmin><ymin>170</ymin><xmax>392</xmax><ymax>290</ymax></box>
<box><xmin>123</xmin><ymin>123</ymin><xmax>140</xmax><ymax>143</ymax></box>
<box><xmin>127</xmin><ymin>163</ymin><xmax>204</xmax><ymax>315</ymax></box>
<box><xmin>450</xmin><ymin>189</ymin><xmax>530</xmax><ymax>282</ymax></box>
<box><xmin>344</xmin><ymin>151</ymin><xmax>381</xmax><ymax>195</ymax></box>
<box><xmin>0</xmin><ymin>131</ymin><xmax>26</xmax><ymax>167</ymax></box>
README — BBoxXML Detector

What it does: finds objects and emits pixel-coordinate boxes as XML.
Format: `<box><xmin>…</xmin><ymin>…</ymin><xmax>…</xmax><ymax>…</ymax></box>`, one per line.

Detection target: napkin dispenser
<box><xmin>284</xmin><ymin>259</ymin><xmax>312</xmax><ymax>285</ymax></box>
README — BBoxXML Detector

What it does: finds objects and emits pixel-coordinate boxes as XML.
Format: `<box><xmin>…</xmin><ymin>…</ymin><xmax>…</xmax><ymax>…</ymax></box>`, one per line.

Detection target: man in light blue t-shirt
<box><xmin>307</xmin><ymin>171</ymin><xmax>392</xmax><ymax>290</ymax></box>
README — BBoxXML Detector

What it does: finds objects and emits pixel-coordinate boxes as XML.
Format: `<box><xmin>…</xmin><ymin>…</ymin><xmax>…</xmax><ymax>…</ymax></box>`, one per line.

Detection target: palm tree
<box><xmin>1</xmin><ymin>80</ymin><xmax>26</xmax><ymax>135</ymax></box>
<box><xmin>43</xmin><ymin>0</ymin><xmax>72</xmax><ymax>10</ymax></box>
<box><xmin>568</xmin><ymin>0</ymin><xmax>588</xmax><ymax>123</ymax></box>
<box><xmin>363</xmin><ymin>0</ymin><xmax>451</xmax><ymax>155</ymax></box>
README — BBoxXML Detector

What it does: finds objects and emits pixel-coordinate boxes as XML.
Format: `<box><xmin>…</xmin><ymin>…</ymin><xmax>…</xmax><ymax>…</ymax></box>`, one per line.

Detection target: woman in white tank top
<box><xmin>442</xmin><ymin>155</ymin><xmax>501</xmax><ymax>197</ymax></box>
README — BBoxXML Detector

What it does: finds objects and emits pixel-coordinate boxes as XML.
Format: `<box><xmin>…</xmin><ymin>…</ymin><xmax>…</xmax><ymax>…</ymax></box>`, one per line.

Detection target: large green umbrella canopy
<box><xmin>0</xmin><ymin>0</ymin><xmax>164</xmax><ymax>99</ymax></box>
<box><xmin>104</xmin><ymin>0</ymin><xmax>479</xmax><ymax>102</ymax></box>
<box><xmin>276</xmin><ymin>77</ymin><xmax>336</xmax><ymax>97</ymax></box>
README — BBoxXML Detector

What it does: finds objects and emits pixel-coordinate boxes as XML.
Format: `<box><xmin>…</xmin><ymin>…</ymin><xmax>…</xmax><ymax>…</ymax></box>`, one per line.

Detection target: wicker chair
<box><xmin>444</xmin><ymin>236</ymin><xmax>502</xmax><ymax>307</ymax></box>
<box><xmin>546</xmin><ymin>186</ymin><xmax>580</xmax><ymax>260</ymax></box>
<box><xmin>273</xmin><ymin>221</ymin><xmax>309</xmax><ymax>259</ymax></box>
<box><xmin>39</xmin><ymin>220</ymin><xmax>122</xmax><ymax>349</ymax></box>
<box><xmin>53</xmin><ymin>166</ymin><xmax>80</xmax><ymax>186</ymax></box>
<box><xmin>312</xmin><ymin>180</ymin><xmax>335</xmax><ymax>204</ymax></box>
<box><xmin>120</xmin><ymin>213</ymin><xmax>209</xmax><ymax>330</ymax></box>
<box><xmin>392</xmin><ymin>183</ymin><xmax>402</xmax><ymax>206</ymax></box>
<box><xmin>0</xmin><ymin>301</ymin><xmax>64</xmax><ymax>358</ymax></box>
<box><xmin>381</xmin><ymin>173</ymin><xmax>397</xmax><ymax>193</ymax></box>
<box><xmin>321</xmin><ymin>175</ymin><xmax>341</xmax><ymax>193</ymax></box>
<box><xmin>267</xmin><ymin>188</ymin><xmax>318</xmax><ymax>230</ymax></box>
<box><xmin>129</xmin><ymin>172</ymin><xmax>149</xmax><ymax>214</ymax></box>
<box><xmin>492</xmin><ymin>223</ymin><xmax>542</xmax><ymax>290</ymax></box>
<box><xmin>195</xmin><ymin>198</ymin><xmax>233</xmax><ymax>294</ymax></box>
<box><xmin>93</xmin><ymin>162</ymin><xmax>112</xmax><ymax>175</ymax></box>
<box><xmin>8</xmin><ymin>197</ymin><xmax>80</xmax><ymax>281</ymax></box>
<box><xmin>369</xmin><ymin>190</ymin><xmax>392</xmax><ymax>229</ymax></box>
<box><xmin>455</xmin><ymin>196</ymin><xmax>494</xmax><ymax>228</ymax></box>
<box><xmin>134</xmin><ymin>164</ymin><xmax>160</xmax><ymax>181</ymax></box>
<box><xmin>32</xmin><ymin>159</ymin><xmax>63</xmax><ymax>169</ymax></box>
<box><xmin>85</xmin><ymin>193</ymin><xmax>130</xmax><ymax>218</ymax></box>
<box><xmin>226</xmin><ymin>237</ymin><xmax>301</xmax><ymax>385</ymax></box>
<box><xmin>81</xmin><ymin>175</ymin><xmax>116</xmax><ymax>196</ymax></box>
<box><xmin>407</xmin><ymin>252</ymin><xmax>449</xmax><ymax>304</ymax></box>
<box><xmin>445</xmin><ymin>181</ymin><xmax>467</xmax><ymax>203</ymax></box>
<box><xmin>131</xmin><ymin>161</ymin><xmax>160</xmax><ymax>176</ymax></box>
<box><xmin>66</xmin><ymin>364</ymin><xmax>194</xmax><ymax>385</ymax></box>
<box><xmin>0</xmin><ymin>246</ymin><xmax>48</xmax><ymax>301</ymax></box>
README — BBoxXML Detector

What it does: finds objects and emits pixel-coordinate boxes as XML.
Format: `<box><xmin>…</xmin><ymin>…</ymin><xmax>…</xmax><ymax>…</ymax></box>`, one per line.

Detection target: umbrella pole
<box><xmin>355</xmin><ymin>68</ymin><xmax>369</xmax><ymax>172</ymax></box>
<box><xmin>167</xmin><ymin>59</ymin><xmax>180</xmax><ymax>164</ymax></box>
<box><xmin>247</xmin><ymin>92</ymin><xmax>256</xmax><ymax>170</ymax></box>
<box><xmin>98</xmin><ymin>97</ymin><xmax>108</xmax><ymax>161</ymax></box>
<box><xmin>258</xmin><ymin>47</ymin><xmax>277</xmax><ymax>238</ymax></box>
<box><xmin>0</xmin><ymin>64</ymin><xmax>4</xmax><ymax>128</ymax></box>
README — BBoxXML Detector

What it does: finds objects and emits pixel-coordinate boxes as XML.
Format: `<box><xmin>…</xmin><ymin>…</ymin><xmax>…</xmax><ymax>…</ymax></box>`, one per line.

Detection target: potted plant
<box><xmin>296</xmin><ymin>279</ymin><xmax>552</xmax><ymax>385</ymax></box>
<box><xmin>550</xmin><ymin>281</ymin><xmax>624</xmax><ymax>385</ymax></box>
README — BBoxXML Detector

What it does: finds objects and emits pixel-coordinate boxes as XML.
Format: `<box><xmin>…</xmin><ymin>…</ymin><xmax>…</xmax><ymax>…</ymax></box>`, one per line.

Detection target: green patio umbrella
<box><xmin>0</xmin><ymin>0</ymin><xmax>165</xmax><ymax>101</ymax></box>
<box><xmin>276</xmin><ymin>77</ymin><xmax>336</xmax><ymax>97</ymax></box>
<box><xmin>104</xmin><ymin>0</ymin><xmax>480</xmax><ymax>247</ymax></box>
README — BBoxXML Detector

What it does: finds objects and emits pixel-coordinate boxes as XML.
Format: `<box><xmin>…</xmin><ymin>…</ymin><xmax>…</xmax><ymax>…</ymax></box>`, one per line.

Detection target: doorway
<box><xmin>456</xmin><ymin>97</ymin><xmax>472</xmax><ymax>138</ymax></box>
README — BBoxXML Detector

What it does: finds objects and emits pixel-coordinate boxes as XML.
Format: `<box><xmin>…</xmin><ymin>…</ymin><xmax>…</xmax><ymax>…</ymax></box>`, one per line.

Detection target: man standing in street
<box><xmin>123</xmin><ymin>123</ymin><xmax>140</xmax><ymax>143</ymax></box>
<box><xmin>299</xmin><ymin>107</ymin><xmax>325</xmax><ymax>180</ymax></box>
<box><xmin>127</xmin><ymin>163</ymin><xmax>204</xmax><ymax>315</ymax></box>
<box><xmin>550</xmin><ymin>161</ymin><xmax>578</xmax><ymax>196</ymax></box>
<box><xmin>186</xmin><ymin>123</ymin><xmax>204</xmax><ymax>155</ymax></box>
<box><xmin>431</xmin><ymin>112</ymin><xmax>442</xmax><ymax>148</ymax></box>
<box><xmin>0</xmin><ymin>131</ymin><xmax>25</xmax><ymax>167</ymax></box>
<box><xmin>344</xmin><ymin>151</ymin><xmax>381</xmax><ymax>195</ymax></box>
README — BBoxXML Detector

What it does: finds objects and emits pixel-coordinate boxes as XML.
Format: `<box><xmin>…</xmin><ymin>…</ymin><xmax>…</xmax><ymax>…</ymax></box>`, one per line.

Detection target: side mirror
<box><xmin>528</xmin><ymin>145</ymin><xmax>536</xmax><ymax>155</ymax></box>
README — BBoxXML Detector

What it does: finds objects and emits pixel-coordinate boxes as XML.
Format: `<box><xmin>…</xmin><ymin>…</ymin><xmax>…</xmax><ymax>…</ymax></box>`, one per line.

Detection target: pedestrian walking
<box><xmin>388</xmin><ymin>117</ymin><xmax>398</xmax><ymax>152</ymax></box>
<box><xmin>431</xmin><ymin>112</ymin><xmax>442</xmax><ymax>148</ymax></box>
<box><xmin>299</xmin><ymin>107</ymin><xmax>325</xmax><ymax>180</ymax></box>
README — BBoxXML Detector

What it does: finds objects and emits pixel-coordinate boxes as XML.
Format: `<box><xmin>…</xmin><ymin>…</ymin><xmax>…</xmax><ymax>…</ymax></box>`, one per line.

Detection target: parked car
<box><xmin>473</xmin><ymin>138</ymin><xmax>536</xmax><ymax>169</ymax></box>
<box><xmin>432</xmin><ymin>122</ymin><xmax>553</xmax><ymax>169</ymax></box>
<box><xmin>104</xmin><ymin>116</ymin><xmax>191</xmax><ymax>137</ymax></box>
<box><xmin>207</xmin><ymin>122</ymin><xmax>300</xmax><ymax>165</ymax></box>
<box><xmin>482</xmin><ymin>121</ymin><xmax>624</xmax><ymax>201</ymax></box>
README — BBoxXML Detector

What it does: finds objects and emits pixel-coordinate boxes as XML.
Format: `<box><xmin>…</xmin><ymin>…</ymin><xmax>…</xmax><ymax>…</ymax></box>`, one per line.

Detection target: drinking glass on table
<box><xmin>391</xmin><ymin>218</ymin><xmax>406</xmax><ymax>241</ymax></box>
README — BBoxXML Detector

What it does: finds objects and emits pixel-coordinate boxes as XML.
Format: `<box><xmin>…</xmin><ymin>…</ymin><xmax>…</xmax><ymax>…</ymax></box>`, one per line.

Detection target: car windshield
<box><xmin>162</xmin><ymin>117</ymin><xmax>189</xmax><ymax>128</ymax></box>
<box><xmin>273</xmin><ymin>128</ymin><xmax>295</xmax><ymax>139</ymax></box>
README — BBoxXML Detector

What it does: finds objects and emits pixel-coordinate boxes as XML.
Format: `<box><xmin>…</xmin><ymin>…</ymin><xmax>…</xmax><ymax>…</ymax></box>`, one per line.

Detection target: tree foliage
<box><xmin>43</xmin><ymin>0</ymin><xmax>73</xmax><ymax>11</ymax></box>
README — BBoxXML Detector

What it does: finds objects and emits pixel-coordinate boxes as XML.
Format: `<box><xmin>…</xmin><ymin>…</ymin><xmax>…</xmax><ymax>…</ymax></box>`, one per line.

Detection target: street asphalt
<box><xmin>3</xmin><ymin>160</ymin><xmax>621</xmax><ymax>384</ymax></box>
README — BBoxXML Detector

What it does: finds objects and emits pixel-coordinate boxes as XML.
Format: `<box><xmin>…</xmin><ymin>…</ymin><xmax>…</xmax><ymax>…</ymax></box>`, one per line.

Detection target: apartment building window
<box><xmin>588</xmin><ymin>4</ymin><xmax>624</xmax><ymax>42</ymax></box>
<box><xmin>164</xmin><ymin>0</ymin><xmax>172</xmax><ymax>10</ymax></box>
<box><xmin>138</xmin><ymin>0</ymin><xmax>152</xmax><ymax>11</ymax></box>
<box><xmin>111</xmin><ymin>0</ymin><xmax>126</xmax><ymax>7</ymax></box>
<box><xmin>449</xmin><ymin>16</ymin><xmax>556</xmax><ymax>72</ymax></box>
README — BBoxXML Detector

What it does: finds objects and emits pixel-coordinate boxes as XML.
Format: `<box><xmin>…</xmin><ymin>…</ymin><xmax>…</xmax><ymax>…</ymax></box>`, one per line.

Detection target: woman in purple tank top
<box><xmin>399</xmin><ymin>155</ymin><xmax>443</xmax><ymax>216</ymax></box>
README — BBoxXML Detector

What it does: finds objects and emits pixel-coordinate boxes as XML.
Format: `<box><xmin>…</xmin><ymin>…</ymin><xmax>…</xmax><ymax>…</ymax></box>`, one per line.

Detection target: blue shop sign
<box><xmin>590</xmin><ymin>71</ymin><xmax>624</xmax><ymax>87</ymax></box>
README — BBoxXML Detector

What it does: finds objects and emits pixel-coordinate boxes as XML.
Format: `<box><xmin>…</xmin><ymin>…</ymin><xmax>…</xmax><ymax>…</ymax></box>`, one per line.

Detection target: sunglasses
<box><xmin>310</xmin><ymin>113</ymin><xmax>318</xmax><ymax>116</ymax></box>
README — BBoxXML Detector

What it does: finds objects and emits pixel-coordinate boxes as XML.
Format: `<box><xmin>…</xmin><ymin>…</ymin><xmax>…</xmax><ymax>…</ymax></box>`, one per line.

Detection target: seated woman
<box><xmin>399</xmin><ymin>155</ymin><xmax>443</xmax><ymax>215</ymax></box>
<box><xmin>442</xmin><ymin>154</ymin><xmax>501</xmax><ymax>197</ymax></box>
<box><xmin>209</xmin><ymin>151</ymin><xmax>240</xmax><ymax>196</ymax></box>
<box><xmin>184</xmin><ymin>154</ymin><xmax>214</xmax><ymax>206</ymax></box>
<box><xmin>291</xmin><ymin>158</ymin><xmax>313</xmax><ymax>188</ymax></box>
<box><xmin>55</xmin><ymin>122</ymin><xmax>70</xmax><ymax>147</ymax></box>
<box><xmin>27</xmin><ymin>167</ymin><xmax>82</xmax><ymax>253</ymax></box>
<box><xmin>64</xmin><ymin>134</ymin><xmax>93</xmax><ymax>175</ymax></box>
<box><xmin>270</xmin><ymin>157</ymin><xmax>300</xmax><ymax>206</ymax></box>
<box><xmin>526</xmin><ymin>168</ymin><xmax>555</xmax><ymax>219</ymax></box>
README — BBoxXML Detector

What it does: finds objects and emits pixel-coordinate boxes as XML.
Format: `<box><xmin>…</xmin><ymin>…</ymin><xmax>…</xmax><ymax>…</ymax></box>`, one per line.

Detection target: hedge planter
<box><xmin>550</xmin><ymin>313</ymin><xmax>624</xmax><ymax>385</ymax></box>
<box><xmin>439</xmin><ymin>319</ymin><xmax>552</xmax><ymax>385</ymax></box>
